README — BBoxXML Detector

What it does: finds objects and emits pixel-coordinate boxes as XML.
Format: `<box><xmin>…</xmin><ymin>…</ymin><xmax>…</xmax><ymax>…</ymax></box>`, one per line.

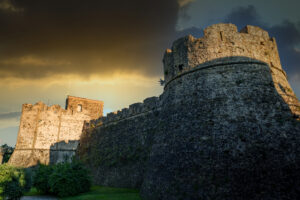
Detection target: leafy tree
<box><xmin>33</xmin><ymin>164</ymin><xmax>54</xmax><ymax>194</ymax></box>
<box><xmin>49</xmin><ymin>159</ymin><xmax>91</xmax><ymax>197</ymax></box>
<box><xmin>0</xmin><ymin>164</ymin><xmax>29</xmax><ymax>200</ymax></box>
<box><xmin>0</xmin><ymin>144</ymin><xmax>14</xmax><ymax>164</ymax></box>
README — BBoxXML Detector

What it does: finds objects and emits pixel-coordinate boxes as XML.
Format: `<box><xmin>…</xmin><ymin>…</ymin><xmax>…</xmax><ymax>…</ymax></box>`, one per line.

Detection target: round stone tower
<box><xmin>141</xmin><ymin>24</ymin><xmax>300</xmax><ymax>200</ymax></box>
<box><xmin>162</xmin><ymin>23</ymin><xmax>299</xmax><ymax>118</ymax></box>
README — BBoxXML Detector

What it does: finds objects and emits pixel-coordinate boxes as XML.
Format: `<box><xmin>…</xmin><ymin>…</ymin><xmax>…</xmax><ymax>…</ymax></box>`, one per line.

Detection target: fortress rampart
<box><xmin>78</xmin><ymin>24</ymin><xmax>300</xmax><ymax>200</ymax></box>
<box><xmin>87</xmin><ymin>96</ymin><xmax>161</xmax><ymax>128</ymax></box>
<box><xmin>9</xmin><ymin>96</ymin><xmax>103</xmax><ymax>167</ymax></box>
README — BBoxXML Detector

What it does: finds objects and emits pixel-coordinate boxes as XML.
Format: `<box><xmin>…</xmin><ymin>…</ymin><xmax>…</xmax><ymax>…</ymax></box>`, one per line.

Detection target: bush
<box><xmin>0</xmin><ymin>164</ymin><xmax>29</xmax><ymax>200</ymax></box>
<box><xmin>33</xmin><ymin>159</ymin><xmax>91</xmax><ymax>197</ymax></box>
<box><xmin>23</xmin><ymin>168</ymin><xmax>34</xmax><ymax>192</ymax></box>
<box><xmin>0</xmin><ymin>144</ymin><xmax>14</xmax><ymax>164</ymax></box>
<box><xmin>49</xmin><ymin>159</ymin><xmax>91</xmax><ymax>197</ymax></box>
<box><xmin>33</xmin><ymin>164</ymin><xmax>54</xmax><ymax>194</ymax></box>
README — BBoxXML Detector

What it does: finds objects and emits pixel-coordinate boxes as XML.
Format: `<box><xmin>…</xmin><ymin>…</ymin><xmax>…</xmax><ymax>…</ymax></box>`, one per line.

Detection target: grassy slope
<box><xmin>25</xmin><ymin>186</ymin><xmax>142</xmax><ymax>200</ymax></box>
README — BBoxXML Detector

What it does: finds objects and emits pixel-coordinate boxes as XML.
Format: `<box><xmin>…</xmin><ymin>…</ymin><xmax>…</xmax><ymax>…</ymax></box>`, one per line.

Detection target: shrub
<box><xmin>32</xmin><ymin>159</ymin><xmax>91</xmax><ymax>197</ymax></box>
<box><xmin>33</xmin><ymin>164</ymin><xmax>54</xmax><ymax>194</ymax></box>
<box><xmin>0</xmin><ymin>144</ymin><xmax>14</xmax><ymax>164</ymax></box>
<box><xmin>48</xmin><ymin>159</ymin><xmax>91</xmax><ymax>197</ymax></box>
<box><xmin>23</xmin><ymin>168</ymin><xmax>34</xmax><ymax>192</ymax></box>
<box><xmin>0</xmin><ymin>164</ymin><xmax>28</xmax><ymax>200</ymax></box>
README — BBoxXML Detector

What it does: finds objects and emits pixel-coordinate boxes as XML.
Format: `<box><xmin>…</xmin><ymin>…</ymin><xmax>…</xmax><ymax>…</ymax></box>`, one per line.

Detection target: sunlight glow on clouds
<box><xmin>0</xmin><ymin>73</ymin><xmax>163</xmax><ymax>117</ymax></box>
<box><xmin>0</xmin><ymin>56</ymin><xmax>72</xmax><ymax>67</ymax></box>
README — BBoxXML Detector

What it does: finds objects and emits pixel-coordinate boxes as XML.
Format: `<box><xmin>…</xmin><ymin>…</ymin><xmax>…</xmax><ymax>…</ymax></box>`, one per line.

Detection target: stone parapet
<box><xmin>163</xmin><ymin>23</ymin><xmax>280</xmax><ymax>82</ymax></box>
<box><xmin>87</xmin><ymin>96</ymin><xmax>161</xmax><ymax>128</ymax></box>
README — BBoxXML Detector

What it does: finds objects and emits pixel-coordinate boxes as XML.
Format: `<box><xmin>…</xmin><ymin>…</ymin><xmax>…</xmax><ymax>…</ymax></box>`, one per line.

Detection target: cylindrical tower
<box><xmin>142</xmin><ymin>24</ymin><xmax>300</xmax><ymax>200</ymax></box>
<box><xmin>163</xmin><ymin>23</ymin><xmax>300</xmax><ymax>118</ymax></box>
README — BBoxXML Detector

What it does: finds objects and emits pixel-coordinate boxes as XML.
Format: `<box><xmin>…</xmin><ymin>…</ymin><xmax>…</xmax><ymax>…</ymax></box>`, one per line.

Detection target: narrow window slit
<box><xmin>178</xmin><ymin>64</ymin><xmax>183</xmax><ymax>71</ymax></box>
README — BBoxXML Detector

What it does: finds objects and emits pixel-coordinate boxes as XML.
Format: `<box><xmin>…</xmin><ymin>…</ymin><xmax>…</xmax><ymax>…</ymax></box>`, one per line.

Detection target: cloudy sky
<box><xmin>0</xmin><ymin>0</ymin><xmax>299</xmax><ymax>146</ymax></box>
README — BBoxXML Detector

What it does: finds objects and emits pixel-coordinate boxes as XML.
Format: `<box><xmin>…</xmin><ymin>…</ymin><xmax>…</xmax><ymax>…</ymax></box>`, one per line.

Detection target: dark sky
<box><xmin>223</xmin><ymin>5</ymin><xmax>300</xmax><ymax>78</ymax></box>
<box><xmin>0</xmin><ymin>0</ymin><xmax>299</xmax><ymax>146</ymax></box>
<box><xmin>0</xmin><ymin>0</ymin><xmax>180</xmax><ymax>78</ymax></box>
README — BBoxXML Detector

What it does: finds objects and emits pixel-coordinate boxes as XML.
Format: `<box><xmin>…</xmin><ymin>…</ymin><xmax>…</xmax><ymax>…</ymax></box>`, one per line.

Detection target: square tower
<box><xmin>65</xmin><ymin>96</ymin><xmax>103</xmax><ymax>119</ymax></box>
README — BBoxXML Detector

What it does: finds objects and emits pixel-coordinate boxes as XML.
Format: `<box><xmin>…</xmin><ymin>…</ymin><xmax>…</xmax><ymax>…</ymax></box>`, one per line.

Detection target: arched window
<box><xmin>77</xmin><ymin>104</ymin><xmax>82</xmax><ymax>112</ymax></box>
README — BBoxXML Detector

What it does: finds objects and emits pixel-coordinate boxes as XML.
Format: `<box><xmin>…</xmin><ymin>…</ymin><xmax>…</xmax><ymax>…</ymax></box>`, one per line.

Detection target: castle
<box><xmin>9</xmin><ymin>23</ymin><xmax>300</xmax><ymax>200</ymax></box>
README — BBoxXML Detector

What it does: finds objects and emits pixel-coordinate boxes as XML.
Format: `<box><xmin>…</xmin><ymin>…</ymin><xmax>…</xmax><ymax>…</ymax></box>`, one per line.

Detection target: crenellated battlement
<box><xmin>88</xmin><ymin>96</ymin><xmax>161</xmax><ymax>128</ymax></box>
<box><xmin>22</xmin><ymin>96</ymin><xmax>104</xmax><ymax>118</ymax></box>
<box><xmin>162</xmin><ymin>23</ymin><xmax>300</xmax><ymax>116</ymax></box>
<box><xmin>163</xmin><ymin>23</ymin><xmax>281</xmax><ymax>84</ymax></box>
<box><xmin>22</xmin><ymin>102</ymin><xmax>66</xmax><ymax>113</ymax></box>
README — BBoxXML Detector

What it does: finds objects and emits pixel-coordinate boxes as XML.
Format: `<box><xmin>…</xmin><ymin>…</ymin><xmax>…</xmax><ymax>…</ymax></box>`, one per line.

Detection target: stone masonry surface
<box><xmin>0</xmin><ymin>148</ymin><xmax>3</xmax><ymax>164</ymax></box>
<box><xmin>9</xmin><ymin>96</ymin><xmax>103</xmax><ymax>167</ymax></box>
<box><xmin>78</xmin><ymin>24</ymin><xmax>300</xmax><ymax>200</ymax></box>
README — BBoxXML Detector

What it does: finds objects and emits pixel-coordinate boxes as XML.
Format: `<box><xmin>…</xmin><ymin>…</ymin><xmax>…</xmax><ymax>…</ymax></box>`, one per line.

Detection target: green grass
<box><xmin>24</xmin><ymin>187</ymin><xmax>43</xmax><ymax>196</ymax></box>
<box><xmin>25</xmin><ymin>186</ymin><xmax>142</xmax><ymax>200</ymax></box>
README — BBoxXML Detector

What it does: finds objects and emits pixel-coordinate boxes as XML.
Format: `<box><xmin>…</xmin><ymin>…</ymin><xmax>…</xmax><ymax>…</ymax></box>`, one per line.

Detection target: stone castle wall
<box><xmin>79</xmin><ymin>97</ymin><xmax>161</xmax><ymax>187</ymax></box>
<box><xmin>80</xmin><ymin>108</ymin><xmax>161</xmax><ymax>188</ymax></box>
<box><xmin>78</xmin><ymin>24</ymin><xmax>300</xmax><ymax>200</ymax></box>
<box><xmin>87</xmin><ymin>96</ymin><xmax>161</xmax><ymax>127</ymax></box>
<box><xmin>9</xmin><ymin>96</ymin><xmax>103</xmax><ymax>167</ymax></box>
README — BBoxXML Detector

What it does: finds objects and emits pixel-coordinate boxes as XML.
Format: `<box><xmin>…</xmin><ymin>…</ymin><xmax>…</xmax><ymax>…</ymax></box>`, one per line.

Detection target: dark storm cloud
<box><xmin>0</xmin><ymin>0</ymin><xmax>183</xmax><ymax>79</ymax></box>
<box><xmin>0</xmin><ymin>0</ymin><xmax>23</xmax><ymax>12</ymax></box>
<box><xmin>223</xmin><ymin>5</ymin><xmax>300</xmax><ymax>76</ymax></box>
<box><xmin>268</xmin><ymin>22</ymin><xmax>300</xmax><ymax>75</ymax></box>
<box><xmin>0</xmin><ymin>112</ymin><xmax>20</xmax><ymax>120</ymax></box>
<box><xmin>223</xmin><ymin>5</ymin><xmax>264</xmax><ymax>28</ymax></box>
